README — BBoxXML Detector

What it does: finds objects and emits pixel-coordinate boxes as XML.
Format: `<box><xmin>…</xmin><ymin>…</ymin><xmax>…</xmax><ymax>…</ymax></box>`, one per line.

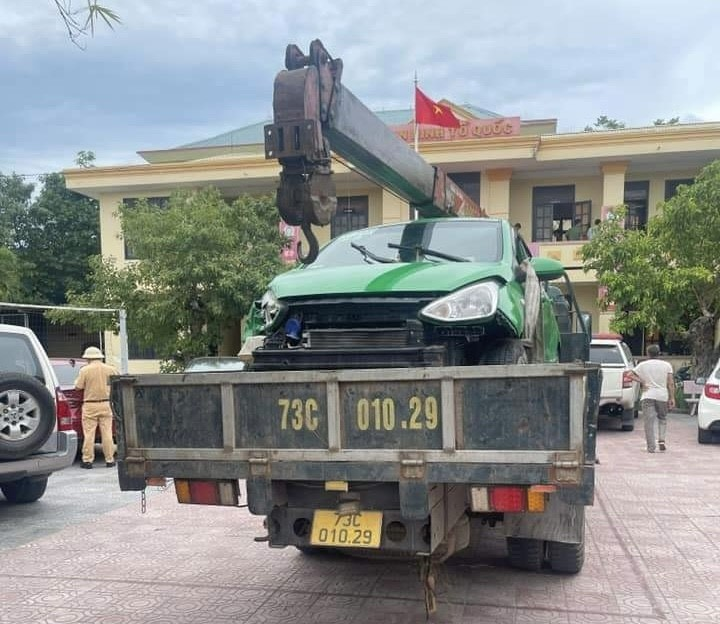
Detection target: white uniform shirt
<box><xmin>633</xmin><ymin>359</ymin><xmax>673</xmax><ymax>401</ymax></box>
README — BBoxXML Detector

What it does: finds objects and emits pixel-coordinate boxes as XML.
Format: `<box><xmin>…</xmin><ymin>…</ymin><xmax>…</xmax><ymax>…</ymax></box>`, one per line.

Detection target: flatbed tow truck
<box><xmin>112</xmin><ymin>39</ymin><xmax>599</xmax><ymax>613</ymax></box>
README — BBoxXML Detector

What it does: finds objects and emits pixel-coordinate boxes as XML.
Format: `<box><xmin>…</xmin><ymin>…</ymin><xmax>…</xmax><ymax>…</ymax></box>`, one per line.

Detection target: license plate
<box><xmin>310</xmin><ymin>510</ymin><xmax>383</xmax><ymax>548</ymax></box>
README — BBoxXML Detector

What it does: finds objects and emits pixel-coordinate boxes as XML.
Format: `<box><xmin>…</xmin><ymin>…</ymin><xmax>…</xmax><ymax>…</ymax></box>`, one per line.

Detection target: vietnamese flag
<box><xmin>415</xmin><ymin>86</ymin><xmax>460</xmax><ymax>128</ymax></box>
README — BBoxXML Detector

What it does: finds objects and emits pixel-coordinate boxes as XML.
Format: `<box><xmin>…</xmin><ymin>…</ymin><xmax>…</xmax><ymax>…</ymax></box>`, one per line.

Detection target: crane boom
<box><xmin>264</xmin><ymin>39</ymin><xmax>485</xmax><ymax>263</ymax></box>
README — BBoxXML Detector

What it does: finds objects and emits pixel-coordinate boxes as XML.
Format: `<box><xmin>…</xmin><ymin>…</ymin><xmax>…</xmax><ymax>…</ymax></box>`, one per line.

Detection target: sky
<box><xmin>2</xmin><ymin>0</ymin><xmax>720</xmax><ymax>179</ymax></box>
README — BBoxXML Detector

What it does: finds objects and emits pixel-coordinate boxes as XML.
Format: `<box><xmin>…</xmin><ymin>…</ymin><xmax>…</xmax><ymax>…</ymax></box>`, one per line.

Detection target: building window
<box><xmin>532</xmin><ymin>185</ymin><xmax>577</xmax><ymax>242</ymax></box>
<box><xmin>331</xmin><ymin>196</ymin><xmax>369</xmax><ymax>238</ymax></box>
<box><xmin>122</xmin><ymin>197</ymin><xmax>168</xmax><ymax>259</ymax></box>
<box><xmin>664</xmin><ymin>178</ymin><xmax>694</xmax><ymax>201</ymax></box>
<box><xmin>448</xmin><ymin>172</ymin><xmax>481</xmax><ymax>206</ymax></box>
<box><xmin>623</xmin><ymin>181</ymin><xmax>649</xmax><ymax>230</ymax></box>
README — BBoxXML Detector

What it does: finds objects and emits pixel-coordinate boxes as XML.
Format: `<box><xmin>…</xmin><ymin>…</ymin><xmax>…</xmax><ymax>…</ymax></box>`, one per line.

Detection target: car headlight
<box><xmin>260</xmin><ymin>289</ymin><xmax>286</xmax><ymax>330</ymax></box>
<box><xmin>420</xmin><ymin>282</ymin><xmax>499</xmax><ymax>323</ymax></box>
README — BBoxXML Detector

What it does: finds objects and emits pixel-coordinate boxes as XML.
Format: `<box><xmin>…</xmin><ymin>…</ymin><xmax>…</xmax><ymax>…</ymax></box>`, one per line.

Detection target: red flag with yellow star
<box><xmin>415</xmin><ymin>86</ymin><xmax>460</xmax><ymax>128</ymax></box>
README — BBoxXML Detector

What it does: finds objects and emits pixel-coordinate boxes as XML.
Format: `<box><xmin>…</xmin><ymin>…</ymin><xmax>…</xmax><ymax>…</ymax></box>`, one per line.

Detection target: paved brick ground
<box><xmin>1</xmin><ymin>410</ymin><xmax>718</xmax><ymax>623</ymax></box>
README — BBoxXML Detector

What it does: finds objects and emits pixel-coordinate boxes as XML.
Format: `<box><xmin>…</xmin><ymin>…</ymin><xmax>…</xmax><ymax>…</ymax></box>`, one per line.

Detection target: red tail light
<box><xmin>55</xmin><ymin>389</ymin><xmax>73</xmax><ymax>431</ymax></box>
<box><xmin>489</xmin><ymin>486</ymin><xmax>526</xmax><ymax>512</ymax></box>
<box><xmin>704</xmin><ymin>384</ymin><xmax>720</xmax><ymax>400</ymax></box>
<box><xmin>622</xmin><ymin>371</ymin><xmax>634</xmax><ymax>389</ymax></box>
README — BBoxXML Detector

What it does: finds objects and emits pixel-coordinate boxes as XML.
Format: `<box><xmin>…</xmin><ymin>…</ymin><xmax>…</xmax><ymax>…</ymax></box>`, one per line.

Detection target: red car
<box><xmin>49</xmin><ymin>357</ymin><xmax>87</xmax><ymax>440</ymax></box>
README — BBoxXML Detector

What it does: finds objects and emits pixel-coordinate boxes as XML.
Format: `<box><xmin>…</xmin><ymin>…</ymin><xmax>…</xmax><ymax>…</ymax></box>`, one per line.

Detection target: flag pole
<box><xmin>413</xmin><ymin>71</ymin><xmax>419</xmax><ymax>153</ymax></box>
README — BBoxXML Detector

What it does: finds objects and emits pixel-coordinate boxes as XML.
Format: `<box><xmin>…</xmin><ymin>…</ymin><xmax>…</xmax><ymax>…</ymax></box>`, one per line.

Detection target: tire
<box><xmin>506</xmin><ymin>537</ymin><xmax>544</xmax><ymax>571</ymax></box>
<box><xmin>698</xmin><ymin>427</ymin><xmax>713</xmax><ymax>444</ymax></box>
<box><xmin>484</xmin><ymin>340</ymin><xmax>528</xmax><ymax>365</ymax></box>
<box><xmin>547</xmin><ymin>538</ymin><xmax>585</xmax><ymax>574</ymax></box>
<box><xmin>0</xmin><ymin>373</ymin><xmax>56</xmax><ymax>460</ymax></box>
<box><xmin>621</xmin><ymin>408</ymin><xmax>634</xmax><ymax>431</ymax></box>
<box><xmin>0</xmin><ymin>476</ymin><xmax>49</xmax><ymax>503</ymax></box>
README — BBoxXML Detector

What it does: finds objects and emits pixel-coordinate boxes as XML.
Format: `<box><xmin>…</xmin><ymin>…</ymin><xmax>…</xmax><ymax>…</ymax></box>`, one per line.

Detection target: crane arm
<box><xmin>264</xmin><ymin>39</ymin><xmax>485</xmax><ymax>264</ymax></box>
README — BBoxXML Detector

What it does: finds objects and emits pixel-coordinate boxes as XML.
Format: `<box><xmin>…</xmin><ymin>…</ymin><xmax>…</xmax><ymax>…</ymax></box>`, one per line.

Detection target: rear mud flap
<box><xmin>503</xmin><ymin>496</ymin><xmax>584</xmax><ymax>543</ymax></box>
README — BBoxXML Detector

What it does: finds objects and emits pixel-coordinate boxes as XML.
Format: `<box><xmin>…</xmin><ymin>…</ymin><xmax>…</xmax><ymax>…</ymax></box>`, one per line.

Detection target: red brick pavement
<box><xmin>1</xmin><ymin>411</ymin><xmax>718</xmax><ymax>623</ymax></box>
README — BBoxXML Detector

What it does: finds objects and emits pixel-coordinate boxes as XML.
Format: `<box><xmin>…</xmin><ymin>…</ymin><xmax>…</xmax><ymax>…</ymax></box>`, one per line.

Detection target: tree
<box><xmin>0</xmin><ymin>248</ymin><xmax>22</xmax><ymax>301</ymax></box>
<box><xmin>13</xmin><ymin>173</ymin><xmax>100</xmax><ymax>304</ymax></box>
<box><xmin>584</xmin><ymin>116</ymin><xmax>626</xmax><ymax>132</ymax></box>
<box><xmin>582</xmin><ymin>161</ymin><xmax>720</xmax><ymax>375</ymax></box>
<box><xmin>653</xmin><ymin>117</ymin><xmax>680</xmax><ymax>126</ymax></box>
<box><xmin>52</xmin><ymin>1</ymin><xmax>120</xmax><ymax>47</ymax></box>
<box><xmin>0</xmin><ymin>173</ymin><xmax>34</xmax><ymax>248</ymax></box>
<box><xmin>0</xmin><ymin>173</ymin><xmax>34</xmax><ymax>302</ymax></box>
<box><xmin>60</xmin><ymin>188</ymin><xmax>288</xmax><ymax>369</ymax></box>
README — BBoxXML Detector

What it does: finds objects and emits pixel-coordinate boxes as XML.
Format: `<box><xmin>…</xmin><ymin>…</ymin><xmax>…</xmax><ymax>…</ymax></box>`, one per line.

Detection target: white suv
<box><xmin>696</xmin><ymin>358</ymin><xmax>720</xmax><ymax>444</ymax></box>
<box><xmin>589</xmin><ymin>335</ymin><xmax>640</xmax><ymax>431</ymax></box>
<box><xmin>0</xmin><ymin>323</ymin><xmax>77</xmax><ymax>503</ymax></box>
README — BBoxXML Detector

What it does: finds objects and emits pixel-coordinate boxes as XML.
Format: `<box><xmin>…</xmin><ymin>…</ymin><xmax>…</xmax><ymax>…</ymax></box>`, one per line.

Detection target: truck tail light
<box><xmin>55</xmin><ymin>389</ymin><xmax>73</xmax><ymax>431</ymax></box>
<box><xmin>490</xmin><ymin>487</ymin><xmax>526</xmax><ymax>512</ymax></box>
<box><xmin>471</xmin><ymin>486</ymin><xmax>548</xmax><ymax>513</ymax></box>
<box><xmin>622</xmin><ymin>371</ymin><xmax>634</xmax><ymax>389</ymax></box>
<box><xmin>174</xmin><ymin>479</ymin><xmax>239</xmax><ymax>506</ymax></box>
<box><xmin>704</xmin><ymin>384</ymin><xmax>720</xmax><ymax>400</ymax></box>
<box><xmin>526</xmin><ymin>490</ymin><xmax>547</xmax><ymax>512</ymax></box>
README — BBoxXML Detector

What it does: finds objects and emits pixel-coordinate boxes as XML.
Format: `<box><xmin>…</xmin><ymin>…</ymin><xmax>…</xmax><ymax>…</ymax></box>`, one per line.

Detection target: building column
<box><xmin>481</xmin><ymin>168</ymin><xmax>513</xmax><ymax>219</ymax></box>
<box><xmin>600</xmin><ymin>162</ymin><xmax>628</xmax><ymax>217</ymax></box>
<box><xmin>598</xmin><ymin>162</ymin><xmax>628</xmax><ymax>333</ymax></box>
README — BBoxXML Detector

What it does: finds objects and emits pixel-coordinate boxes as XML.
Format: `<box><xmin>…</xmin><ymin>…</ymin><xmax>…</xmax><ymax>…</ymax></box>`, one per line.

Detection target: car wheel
<box><xmin>0</xmin><ymin>373</ymin><xmax>56</xmax><ymax>460</ymax></box>
<box><xmin>506</xmin><ymin>537</ymin><xmax>544</xmax><ymax>571</ymax></box>
<box><xmin>483</xmin><ymin>340</ymin><xmax>528</xmax><ymax>365</ymax></box>
<box><xmin>621</xmin><ymin>408</ymin><xmax>635</xmax><ymax>431</ymax></box>
<box><xmin>698</xmin><ymin>427</ymin><xmax>713</xmax><ymax>444</ymax></box>
<box><xmin>0</xmin><ymin>476</ymin><xmax>49</xmax><ymax>503</ymax></box>
<box><xmin>547</xmin><ymin>538</ymin><xmax>585</xmax><ymax>574</ymax></box>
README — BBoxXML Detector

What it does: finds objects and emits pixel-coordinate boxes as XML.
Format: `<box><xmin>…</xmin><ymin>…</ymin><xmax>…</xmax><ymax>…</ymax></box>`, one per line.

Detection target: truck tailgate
<box><xmin>113</xmin><ymin>363</ymin><xmax>598</xmax><ymax>488</ymax></box>
<box><xmin>599</xmin><ymin>365</ymin><xmax>625</xmax><ymax>400</ymax></box>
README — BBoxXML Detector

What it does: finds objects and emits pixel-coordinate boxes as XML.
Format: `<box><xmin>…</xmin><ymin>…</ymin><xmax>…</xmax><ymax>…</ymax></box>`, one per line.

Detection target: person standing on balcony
<box><xmin>586</xmin><ymin>218</ymin><xmax>602</xmax><ymax>240</ymax></box>
<box><xmin>74</xmin><ymin>346</ymin><xmax>118</xmax><ymax>469</ymax></box>
<box><xmin>630</xmin><ymin>344</ymin><xmax>675</xmax><ymax>453</ymax></box>
<box><xmin>565</xmin><ymin>218</ymin><xmax>584</xmax><ymax>241</ymax></box>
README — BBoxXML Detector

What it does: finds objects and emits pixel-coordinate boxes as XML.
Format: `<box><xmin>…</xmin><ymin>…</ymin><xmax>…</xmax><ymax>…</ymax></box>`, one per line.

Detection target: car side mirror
<box><xmin>530</xmin><ymin>257</ymin><xmax>565</xmax><ymax>281</ymax></box>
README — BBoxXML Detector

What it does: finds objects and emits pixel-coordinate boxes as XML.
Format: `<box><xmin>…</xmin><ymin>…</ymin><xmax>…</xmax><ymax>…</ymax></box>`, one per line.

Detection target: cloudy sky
<box><xmin>2</xmin><ymin>0</ymin><xmax>719</xmax><ymax>178</ymax></box>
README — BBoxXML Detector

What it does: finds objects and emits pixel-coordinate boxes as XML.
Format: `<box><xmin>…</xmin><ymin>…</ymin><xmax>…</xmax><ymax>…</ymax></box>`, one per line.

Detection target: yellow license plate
<box><xmin>310</xmin><ymin>510</ymin><xmax>383</xmax><ymax>548</ymax></box>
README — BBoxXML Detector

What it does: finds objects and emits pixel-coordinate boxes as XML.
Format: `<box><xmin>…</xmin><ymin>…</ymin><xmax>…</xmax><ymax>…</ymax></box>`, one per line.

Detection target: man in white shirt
<box><xmin>630</xmin><ymin>344</ymin><xmax>675</xmax><ymax>453</ymax></box>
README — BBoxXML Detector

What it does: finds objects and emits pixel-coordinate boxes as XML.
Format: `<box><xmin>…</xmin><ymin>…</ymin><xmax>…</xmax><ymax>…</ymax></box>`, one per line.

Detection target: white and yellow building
<box><xmin>64</xmin><ymin>103</ymin><xmax>720</xmax><ymax>371</ymax></box>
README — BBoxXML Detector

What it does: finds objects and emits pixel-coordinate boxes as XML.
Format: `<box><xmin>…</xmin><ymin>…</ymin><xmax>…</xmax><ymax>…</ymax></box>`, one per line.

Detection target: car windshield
<box><xmin>185</xmin><ymin>357</ymin><xmax>246</xmax><ymax>372</ymax></box>
<box><xmin>52</xmin><ymin>360</ymin><xmax>84</xmax><ymax>386</ymax></box>
<box><xmin>0</xmin><ymin>334</ymin><xmax>43</xmax><ymax>378</ymax></box>
<box><xmin>308</xmin><ymin>220</ymin><xmax>503</xmax><ymax>268</ymax></box>
<box><xmin>589</xmin><ymin>344</ymin><xmax>626</xmax><ymax>365</ymax></box>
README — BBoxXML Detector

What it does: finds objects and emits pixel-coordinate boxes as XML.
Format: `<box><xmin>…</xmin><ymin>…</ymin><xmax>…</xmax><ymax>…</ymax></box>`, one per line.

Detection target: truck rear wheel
<box><xmin>506</xmin><ymin>537</ymin><xmax>544</xmax><ymax>570</ymax></box>
<box><xmin>547</xmin><ymin>538</ymin><xmax>585</xmax><ymax>573</ymax></box>
<box><xmin>621</xmin><ymin>408</ymin><xmax>635</xmax><ymax>431</ymax></box>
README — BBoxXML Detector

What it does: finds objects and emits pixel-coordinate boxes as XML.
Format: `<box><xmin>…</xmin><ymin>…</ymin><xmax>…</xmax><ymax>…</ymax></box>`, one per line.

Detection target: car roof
<box><xmin>0</xmin><ymin>323</ymin><xmax>37</xmax><ymax>336</ymax></box>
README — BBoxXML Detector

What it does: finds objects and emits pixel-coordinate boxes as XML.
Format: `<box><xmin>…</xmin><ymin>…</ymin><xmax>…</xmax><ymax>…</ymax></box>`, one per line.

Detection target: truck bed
<box><xmin>113</xmin><ymin>363</ymin><xmax>599</xmax><ymax>492</ymax></box>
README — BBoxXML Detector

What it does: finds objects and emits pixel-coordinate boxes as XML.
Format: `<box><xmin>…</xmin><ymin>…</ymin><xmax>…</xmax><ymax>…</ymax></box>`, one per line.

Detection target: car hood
<box><xmin>269</xmin><ymin>262</ymin><xmax>512</xmax><ymax>299</ymax></box>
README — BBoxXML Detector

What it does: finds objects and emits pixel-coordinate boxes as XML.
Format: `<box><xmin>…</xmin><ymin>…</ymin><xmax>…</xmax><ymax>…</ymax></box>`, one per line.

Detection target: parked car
<box><xmin>695</xmin><ymin>359</ymin><xmax>720</xmax><ymax>444</ymax></box>
<box><xmin>0</xmin><ymin>324</ymin><xmax>77</xmax><ymax>503</ymax></box>
<box><xmin>184</xmin><ymin>356</ymin><xmax>246</xmax><ymax>373</ymax></box>
<box><xmin>49</xmin><ymin>357</ymin><xmax>87</xmax><ymax>441</ymax></box>
<box><xmin>589</xmin><ymin>334</ymin><xmax>640</xmax><ymax>431</ymax></box>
